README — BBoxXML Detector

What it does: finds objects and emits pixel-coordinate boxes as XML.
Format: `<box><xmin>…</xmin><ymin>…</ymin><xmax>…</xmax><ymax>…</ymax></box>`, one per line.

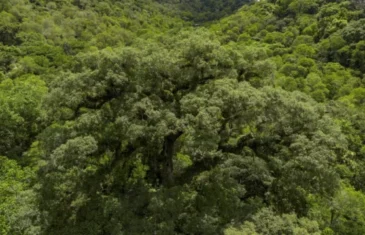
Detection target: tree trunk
<box><xmin>160</xmin><ymin>131</ymin><xmax>183</xmax><ymax>186</ymax></box>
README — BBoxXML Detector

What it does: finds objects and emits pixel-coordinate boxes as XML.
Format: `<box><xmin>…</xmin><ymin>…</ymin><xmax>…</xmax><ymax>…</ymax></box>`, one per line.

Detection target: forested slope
<box><xmin>1</xmin><ymin>0</ymin><xmax>365</xmax><ymax>234</ymax></box>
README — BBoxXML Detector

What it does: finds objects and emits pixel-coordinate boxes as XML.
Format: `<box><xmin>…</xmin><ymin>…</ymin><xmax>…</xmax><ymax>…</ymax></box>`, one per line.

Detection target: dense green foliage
<box><xmin>1</xmin><ymin>0</ymin><xmax>365</xmax><ymax>234</ymax></box>
<box><xmin>158</xmin><ymin>0</ymin><xmax>251</xmax><ymax>22</ymax></box>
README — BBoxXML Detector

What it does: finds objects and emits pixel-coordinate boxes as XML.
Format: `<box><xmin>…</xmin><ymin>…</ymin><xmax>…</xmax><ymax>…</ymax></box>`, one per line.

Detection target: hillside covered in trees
<box><xmin>1</xmin><ymin>0</ymin><xmax>365</xmax><ymax>234</ymax></box>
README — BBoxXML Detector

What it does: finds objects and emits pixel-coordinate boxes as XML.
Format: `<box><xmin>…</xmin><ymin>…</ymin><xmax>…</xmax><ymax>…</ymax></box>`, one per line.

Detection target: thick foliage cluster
<box><xmin>1</xmin><ymin>0</ymin><xmax>365</xmax><ymax>234</ymax></box>
<box><xmin>158</xmin><ymin>0</ymin><xmax>252</xmax><ymax>22</ymax></box>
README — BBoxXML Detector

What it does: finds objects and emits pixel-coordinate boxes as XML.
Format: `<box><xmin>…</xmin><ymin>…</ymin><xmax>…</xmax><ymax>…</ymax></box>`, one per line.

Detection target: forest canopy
<box><xmin>0</xmin><ymin>0</ymin><xmax>365</xmax><ymax>234</ymax></box>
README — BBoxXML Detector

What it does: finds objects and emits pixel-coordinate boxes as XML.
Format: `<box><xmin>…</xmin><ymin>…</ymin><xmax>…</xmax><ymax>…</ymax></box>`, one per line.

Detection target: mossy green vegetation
<box><xmin>1</xmin><ymin>0</ymin><xmax>365</xmax><ymax>234</ymax></box>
